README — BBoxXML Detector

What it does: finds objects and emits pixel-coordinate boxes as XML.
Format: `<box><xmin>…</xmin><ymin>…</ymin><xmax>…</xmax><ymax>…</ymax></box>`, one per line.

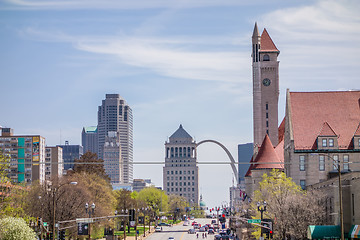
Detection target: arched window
<box><xmin>263</xmin><ymin>54</ymin><xmax>270</xmax><ymax>61</ymax></box>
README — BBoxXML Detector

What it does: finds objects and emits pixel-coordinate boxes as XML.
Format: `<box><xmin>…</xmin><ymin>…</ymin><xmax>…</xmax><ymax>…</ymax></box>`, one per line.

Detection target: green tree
<box><xmin>168</xmin><ymin>194</ymin><xmax>188</xmax><ymax>220</ymax></box>
<box><xmin>0</xmin><ymin>149</ymin><xmax>10</xmax><ymax>183</ymax></box>
<box><xmin>0</xmin><ymin>217</ymin><xmax>36</xmax><ymax>240</ymax></box>
<box><xmin>137</xmin><ymin>187</ymin><xmax>168</xmax><ymax>215</ymax></box>
<box><xmin>253</xmin><ymin>169</ymin><xmax>326</xmax><ymax>239</ymax></box>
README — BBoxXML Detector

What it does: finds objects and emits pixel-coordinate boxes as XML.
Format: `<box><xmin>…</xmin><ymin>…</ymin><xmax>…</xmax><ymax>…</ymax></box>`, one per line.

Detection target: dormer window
<box><xmin>322</xmin><ymin>139</ymin><xmax>327</xmax><ymax>147</ymax></box>
<box><xmin>329</xmin><ymin>138</ymin><xmax>334</xmax><ymax>147</ymax></box>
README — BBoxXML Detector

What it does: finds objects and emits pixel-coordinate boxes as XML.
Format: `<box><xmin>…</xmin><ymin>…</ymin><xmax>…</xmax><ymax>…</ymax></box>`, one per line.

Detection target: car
<box><xmin>208</xmin><ymin>229</ymin><xmax>215</xmax><ymax>234</ymax></box>
<box><xmin>158</xmin><ymin>222</ymin><xmax>170</xmax><ymax>226</ymax></box>
<box><xmin>199</xmin><ymin>227</ymin><xmax>206</xmax><ymax>232</ymax></box>
<box><xmin>183</xmin><ymin>221</ymin><xmax>190</xmax><ymax>226</ymax></box>
<box><xmin>211</xmin><ymin>220</ymin><xmax>217</xmax><ymax>224</ymax></box>
<box><xmin>188</xmin><ymin>228</ymin><xmax>196</xmax><ymax>234</ymax></box>
<box><xmin>168</xmin><ymin>237</ymin><xmax>175</xmax><ymax>240</ymax></box>
<box><xmin>155</xmin><ymin>227</ymin><xmax>162</xmax><ymax>232</ymax></box>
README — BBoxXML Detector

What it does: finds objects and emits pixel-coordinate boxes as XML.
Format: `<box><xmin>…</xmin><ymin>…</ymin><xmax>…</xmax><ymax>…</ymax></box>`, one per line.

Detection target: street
<box><xmin>145</xmin><ymin>218</ymin><xmax>215</xmax><ymax>240</ymax></box>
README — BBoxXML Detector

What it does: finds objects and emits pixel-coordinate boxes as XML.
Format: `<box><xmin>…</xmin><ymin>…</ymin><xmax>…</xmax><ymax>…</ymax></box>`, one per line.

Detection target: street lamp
<box><xmin>311</xmin><ymin>153</ymin><xmax>345</xmax><ymax>240</ymax></box>
<box><xmin>85</xmin><ymin>202</ymin><xmax>95</xmax><ymax>240</ymax></box>
<box><xmin>257</xmin><ymin>201</ymin><xmax>267</xmax><ymax>238</ymax></box>
<box><xmin>52</xmin><ymin>181</ymin><xmax>77</xmax><ymax>240</ymax></box>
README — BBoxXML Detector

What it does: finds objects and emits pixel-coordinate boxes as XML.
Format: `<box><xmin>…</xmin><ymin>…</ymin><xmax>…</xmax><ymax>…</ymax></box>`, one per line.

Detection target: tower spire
<box><xmin>252</xmin><ymin>22</ymin><xmax>261</xmax><ymax>63</ymax></box>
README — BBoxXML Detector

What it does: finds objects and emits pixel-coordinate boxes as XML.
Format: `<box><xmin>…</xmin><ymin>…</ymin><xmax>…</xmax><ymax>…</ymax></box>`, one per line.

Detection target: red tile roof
<box><xmin>289</xmin><ymin>91</ymin><xmax>360</xmax><ymax>150</ymax></box>
<box><xmin>260</xmin><ymin>28</ymin><xmax>279</xmax><ymax>53</ymax></box>
<box><xmin>319</xmin><ymin>122</ymin><xmax>337</xmax><ymax>136</ymax></box>
<box><xmin>245</xmin><ymin>156</ymin><xmax>254</xmax><ymax>177</ymax></box>
<box><xmin>252</xmin><ymin>135</ymin><xmax>284</xmax><ymax>170</ymax></box>
<box><xmin>278</xmin><ymin>118</ymin><xmax>285</xmax><ymax>143</ymax></box>
<box><xmin>355</xmin><ymin>123</ymin><xmax>360</xmax><ymax>136</ymax></box>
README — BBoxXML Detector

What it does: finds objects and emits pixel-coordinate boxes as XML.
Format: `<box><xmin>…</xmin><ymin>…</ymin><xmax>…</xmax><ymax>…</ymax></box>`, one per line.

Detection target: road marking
<box><xmin>179</xmin><ymin>231</ymin><xmax>185</xmax><ymax>240</ymax></box>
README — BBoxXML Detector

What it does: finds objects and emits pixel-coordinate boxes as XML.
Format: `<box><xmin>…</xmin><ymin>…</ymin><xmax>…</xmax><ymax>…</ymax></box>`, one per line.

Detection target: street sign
<box><xmin>43</xmin><ymin>222</ymin><xmax>48</xmax><ymax>227</ymax></box>
<box><xmin>78</xmin><ymin>223</ymin><xmax>89</xmax><ymax>235</ymax></box>
<box><xmin>248</xmin><ymin>219</ymin><xmax>261</xmax><ymax>223</ymax></box>
<box><xmin>76</xmin><ymin>218</ymin><xmax>93</xmax><ymax>223</ymax></box>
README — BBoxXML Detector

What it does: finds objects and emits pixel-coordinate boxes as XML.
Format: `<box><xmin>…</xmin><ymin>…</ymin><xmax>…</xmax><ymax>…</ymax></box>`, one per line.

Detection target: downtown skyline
<box><xmin>1</xmin><ymin>0</ymin><xmax>360</xmax><ymax>208</ymax></box>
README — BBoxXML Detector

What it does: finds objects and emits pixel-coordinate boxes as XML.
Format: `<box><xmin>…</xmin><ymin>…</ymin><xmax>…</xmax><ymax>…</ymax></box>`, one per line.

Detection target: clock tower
<box><xmin>252</xmin><ymin>23</ymin><xmax>280</xmax><ymax>150</ymax></box>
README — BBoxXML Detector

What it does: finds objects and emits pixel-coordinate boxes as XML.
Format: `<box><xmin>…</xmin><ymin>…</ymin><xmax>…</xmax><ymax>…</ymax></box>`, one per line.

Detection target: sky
<box><xmin>1</xmin><ymin>0</ymin><xmax>360</xmax><ymax>209</ymax></box>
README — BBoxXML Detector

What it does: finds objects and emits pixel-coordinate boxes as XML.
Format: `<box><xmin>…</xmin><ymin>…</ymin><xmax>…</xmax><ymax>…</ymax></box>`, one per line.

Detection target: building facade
<box><xmin>284</xmin><ymin>90</ymin><xmax>360</xmax><ymax>189</ymax></box>
<box><xmin>132</xmin><ymin>179</ymin><xmax>153</xmax><ymax>192</ymax></box>
<box><xmin>45</xmin><ymin>146</ymin><xmax>63</xmax><ymax>180</ymax></box>
<box><xmin>237</xmin><ymin>143</ymin><xmax>253</xmax><ymax>186</ymax></box>
<box><xmin>81</xmin><ymin>126</ymin><xmax>98</xmax><ymax>155</ymax></box>
<box><xmin>56</xmin><ymin>141</ymin><xmax>83</xmax><ymax>171</ymax></box>
<box><xmin>0</xmin><ymin>128</ymin><xmax>45</xmax><ymax>184</ymax></box>
<box><xmin>163</xmin><ymin>125</ymin><xmax>199</xmax><ymax>204</ymax></box>
<box><xmin>103</xmin><ymin>131</ymin><xmax>122</xmax><ymax>184</ymax></box>
<box><xmin>252</xmin><ymin>23</ymin><xmax>280</xmax><ymax>149</ymax></box>
<box><xmin>97</xmin><ymin>94</ymin><xmax>133</xmax><ymax>184</ymax></box>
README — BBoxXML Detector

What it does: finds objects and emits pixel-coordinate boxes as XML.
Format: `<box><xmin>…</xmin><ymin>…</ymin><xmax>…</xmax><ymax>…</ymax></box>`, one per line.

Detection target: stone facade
<box><xmin>163</xmin><ymin>125</ymin><xmax>199</xmax><ymax>204</ymax></box>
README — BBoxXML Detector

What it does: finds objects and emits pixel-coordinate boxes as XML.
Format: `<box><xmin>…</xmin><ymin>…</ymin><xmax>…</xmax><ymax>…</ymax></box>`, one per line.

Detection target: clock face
<box><xmin>263</xmin><ymin>78</ymin><xmax>271</xmax><ymax>86</ymax></box>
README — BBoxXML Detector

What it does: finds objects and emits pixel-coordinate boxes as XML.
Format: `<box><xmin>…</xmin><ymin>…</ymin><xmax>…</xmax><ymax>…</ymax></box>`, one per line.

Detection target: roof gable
<box><xmin>318</xmin><ymin>122</ymin><xmax>337</xmax><ymax>136</ymax></box>
<box><xmin>354</xmin><ymin>123</ymin><xmax>360</xmax><ymax>136</ymax></box>
<box><xmin>260</xmin><ymin>28</ymin><xmax>279</xmax><ymax>52</ymax></box>
<box><xmin>288</xmin><ymin>91</ymin><xmax>360</xmax><ymax>150</ymax></box>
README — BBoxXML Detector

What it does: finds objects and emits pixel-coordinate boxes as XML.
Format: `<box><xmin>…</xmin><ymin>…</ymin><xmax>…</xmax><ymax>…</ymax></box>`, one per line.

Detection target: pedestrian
<box><xmin>196</xmin><ymin>233</ymin><xmax>199</xmax><ymax>238</ymax></box>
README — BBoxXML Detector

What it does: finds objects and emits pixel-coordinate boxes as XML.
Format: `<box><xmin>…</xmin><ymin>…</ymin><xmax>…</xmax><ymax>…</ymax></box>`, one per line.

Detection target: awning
<box><xmin>307</xmin><ymin>225</ymin><xmax>341</xmax><ymax>239</ymax></box>
<box><xmin>349</xmin><ymin>225</ymin><xmax>360</xmax><ymax>239</ymax></box>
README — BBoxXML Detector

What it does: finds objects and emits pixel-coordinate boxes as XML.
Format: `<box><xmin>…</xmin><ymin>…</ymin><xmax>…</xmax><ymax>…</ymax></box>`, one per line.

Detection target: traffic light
<box><xmin>270</xmin><ymin>230</ymin><xmax>273</xmax><ymax>239</ymax></box>
<box><xmin>59</xmin><ymin>230</ymin><xmax>66</xmax><ymax>240</ymax></box>
<box><xmin>37</xmin><ymin>217</ymin><xmax>41</xmax><ymax>226</ymax></box>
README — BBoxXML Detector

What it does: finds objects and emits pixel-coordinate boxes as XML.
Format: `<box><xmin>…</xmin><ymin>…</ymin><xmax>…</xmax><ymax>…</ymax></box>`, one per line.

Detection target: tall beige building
<box><xmin>252</xmin><ymin>23</ymin><xmax>280</xmax><ymax>149</ymax></box>
<box><xmin>45</xmin><ymin>146</ymin><xmax>63</xmax><ymax>180</ymax></box>
<box><xmin>163</xmin><ymin>125</ymin><xmax>199</xmax><ymax>204</ymax></box>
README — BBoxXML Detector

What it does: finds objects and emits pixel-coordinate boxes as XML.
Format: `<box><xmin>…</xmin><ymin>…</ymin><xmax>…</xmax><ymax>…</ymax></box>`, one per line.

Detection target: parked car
<box><xmin>188</xmin><ymin>228</ymin><xmax>196</xmax><ymax>234</ymax></box>
<box><xmin>183</xmin><ymin>221</ymin><xmax>190</xmax><ymax>226</ymax></box>
<box><xmin>168</xmin><ymin>237</ymin><xmax>175</xmax><ymax>240</ymax></box>
<box><xmin>158</xmin><ymin>222</ymin><xmax>170</xmax><ymax>226</ymax></box>
<box><xmin>155</xmin><ymin>227</ymin><xmax>162</xmax><ymax>232</ymax></box>
<box><xmin>199</xmin><ymin>227</ymin><xmax>206</xmax><ymax>232</ymax></box>
<box><xmin>208</xmin><ymin>229</ymin><xmax>215</xmax><ymax>234</ymax></box>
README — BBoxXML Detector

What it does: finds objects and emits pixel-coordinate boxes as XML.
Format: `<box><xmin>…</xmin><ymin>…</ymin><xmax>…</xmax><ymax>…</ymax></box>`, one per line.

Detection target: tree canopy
<box><xmin>73</xmin><ymin>151</ymin><xmax>110</xmax><ymax>181</ymax></box>
<box><xmin>252</xmin><ymin>169</ymin><xmax>326</xmax><ymax>239</ymax></box>
<box><xmin>137</xmin><ymin>187</ymin><xmax>168</xmax><ymax>215</ymax></box>
<box><xmin>0</xmin><ymin>217</ymin><xmax>36</xmax><ymax>240</ymax></box>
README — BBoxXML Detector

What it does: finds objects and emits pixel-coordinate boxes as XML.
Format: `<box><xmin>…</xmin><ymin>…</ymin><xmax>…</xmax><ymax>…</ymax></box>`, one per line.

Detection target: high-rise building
<box><xmin>103</xmin><ymin>131</ymin><xmax>122</xmax><ymax>184</ymax></box>
<box><xmin>97</xmin><ymin>94</ymin><xmax>133</xmax><ymax>184</ymax></box>
<box><xmin>81</xmin><ymin>126</ymin><xmax>98</xmax><ymax>155</ymax></box>
<box><xmin>252</xmin><ymin>22</ymin><xmax>280</xmax><ymax>149</ymax></box>
<box><xmin>45</xmin><ymin>146</ymin><xmax>63</xmax><ymax>180</ymax></box>
<box><xmin>56</xmin><ymin>141</ymin><xmax>83</xmax><ymax>171</ymax></box>
<box><xmin>0</xmin><ymin>128</ymin><xmax>45</xmax><ymax>184</ymax></box>
<box><xmin>237</xmin><ymin>143</ymin><xmax>253</xmax><ymax>185</ymax></box>
<box><xmin>163</xmin><ymin>125</ymin><xmax>199</xmax><ymax>204</ymax></box>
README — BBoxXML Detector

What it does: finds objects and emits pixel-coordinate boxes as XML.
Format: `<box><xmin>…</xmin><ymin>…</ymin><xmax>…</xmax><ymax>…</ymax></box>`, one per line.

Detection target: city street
<box><xmin>145</xmin><ymin>218</ymin><xmax>215</xmax><ymax>240</ymax></box>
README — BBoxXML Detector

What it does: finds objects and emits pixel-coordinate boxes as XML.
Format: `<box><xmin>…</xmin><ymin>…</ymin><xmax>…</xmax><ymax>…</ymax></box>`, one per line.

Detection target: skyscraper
<box><xmin>103</xmin><ymin>131</ymin><xmax>122</xmax><ymax>184</ymax></box>
<box><xmin>81</xmin><ymin>126</ymin><xmax>98</xmax><ymax>155</ymax></box>
<box><xmin>252</xmin><ymin>23</ymin><xmax>280</xmax><ymax>149</ymax></box>
<box><xmin>97</xmin><ymin>94</ymin><xmax>133</xmax><ymax>184</ymax></box>
<box><xmin>57</xmin><ymin>141</ymin><xmax>83</xmax><ymax>171</ymax></box>
<box><xmin>163</xmin><ymin>125</ymin><xmax>199</xmax><ymax>204</ymax></box>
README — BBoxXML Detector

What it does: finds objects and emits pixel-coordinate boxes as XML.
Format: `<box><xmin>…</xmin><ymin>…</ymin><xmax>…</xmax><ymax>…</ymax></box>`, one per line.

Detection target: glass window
<box><xmin>299</xmin><ymin>155</ymin><xmax>305</xmax><ymax>171</ymax></box>
<box><xmin>358</xmin><ymin>138</ymin><xmax>360</xmax><ymax>147</ymax></box>
<box><xmin>300</xmin><ymin>180</ymin><xmax>306</xmax><ymax>190</ymax></box>
<box><xmin>329</xmin><ymin>138</ymin><xmax>334</xmax><ymax>147</ymax></box>
<box><xmin>344</xmin><ymin>155</ymin><xmax>349</xmax><ymax>171</ymax></box>
<box><xmin>319</xmin><ymin>156</ymin><xmax>325</xmax><ymax>171</ymax></box>
<box><xmin>322</xmin><ymin>139</ymin><xmax>327</xmax><ymax>147</ymax></box>
<box><xmin>332</xmin><ymin>155</ymin><xmax>339</xmax><ymax>171</ymax></box>
<box><xmin>263</xmin><ymin>54</ymin><xmax>270</xmax><ymax>61</ymax></box>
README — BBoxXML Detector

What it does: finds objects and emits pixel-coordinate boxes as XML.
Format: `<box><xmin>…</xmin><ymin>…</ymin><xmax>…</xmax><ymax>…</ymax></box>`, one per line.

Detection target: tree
<box><xmin>167</xmin><ymin>194</ymin><xmax>188</xmax><ymax>220</ymax></box>
<box><xmin>253</xmin><ymin>169</ymin><xmax>326</xmax><ymax>239</ymax></box>
<box><xmin>73</xmin><ymin>151</ymin><xmax>110</xmax><ymax>181</ymax></box>
<box><xmin>0</xmin><ymin>149</ymin><xmax>10</xmax><ymax>183</ymax></box>
<box><xmin>0</xmin><ymin>217</ymin><xmax>36</xmax><ymax>240</ymax></box>
<box><xmin>137</xmin><ymin>187</ymin><xmax>168</xmax><ymax>215</ymax></box>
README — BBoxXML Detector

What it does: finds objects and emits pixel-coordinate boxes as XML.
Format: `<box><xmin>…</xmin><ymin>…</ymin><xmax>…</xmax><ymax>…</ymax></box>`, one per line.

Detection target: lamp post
<box><xmin>257</xmin><ymin>201</ymin><xmax>267</xmax><ymax>238</ymax></box>
<box><xmin>52</xmin><ymin>181</ymin><xmax>77</xmax><ymax>240</ymax></box>
<box><xmin>311</xmin><ymin>153</ymin><xmax>344</xmax><ymax>240</ymax></box>
<box><xmin>121</xmin><ymin>209</ymin><xmax>128</xmax><ymax>240</ymax></box>
<box><xmin>143</xmin><ymin>207</ymin><xmax>147</xmax><ymax>237</ymax></box>
<box><xmin>85</xmin><ymin>202</ymin><xmax>95</xmax><ymax>240</ymax></box>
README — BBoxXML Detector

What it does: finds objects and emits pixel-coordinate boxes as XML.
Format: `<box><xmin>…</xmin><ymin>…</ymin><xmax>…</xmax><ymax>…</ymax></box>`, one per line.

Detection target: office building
<box><xmin>81</xmin><ymin>126</ymin><xmax>98</xmax><ymax>155</ymax></box>
<box><xmin>97</xmin><ymin>94</ymin><xmax>133</xmax><ymax>184</ymax></box>
<box><xmin>56</xmin><ymin>141</ymin><xmax>83</xmax><ymax>171</ymax></box>
<box><xmin>0</xmin><ymin>128</ymin><xmax>45</xmax><ymax>184</ymax></box>
<box><xmin>163</xmin><ymin>125</ymin><xmax>199</xmax><ymax>204</ymax></box>
<box><xmin>103</xmin><ymin>131</ymin><xmax>122</xmax><ymax>184</ymax></box>
<box><xmin>45</xmin><ymin>146</ymin><xmax>63</xmax><ymax>180</ymax></box>
<box><xmin>132</xmin><ymin>179</ymin><xmax>154</xmax><ymax>192</ymax></box>
<box><xmin>237</xmin><ymin>143</ymin><xmax>253</xmax><ymax>185</ymax></box>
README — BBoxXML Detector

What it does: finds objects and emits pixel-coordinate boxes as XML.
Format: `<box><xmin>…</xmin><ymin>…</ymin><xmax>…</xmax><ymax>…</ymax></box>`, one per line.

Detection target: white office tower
<box><xmin>98</xmin><ymin>94</ymin><xmax>133</xmax><ymax>184</ymax></box>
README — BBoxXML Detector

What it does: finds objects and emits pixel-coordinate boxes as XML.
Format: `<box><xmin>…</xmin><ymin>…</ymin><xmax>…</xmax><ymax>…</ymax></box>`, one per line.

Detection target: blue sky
<box><xmin>1</xmin><ymin>0</ymin><xmax>360</xmax><ymax>208</ymax></box>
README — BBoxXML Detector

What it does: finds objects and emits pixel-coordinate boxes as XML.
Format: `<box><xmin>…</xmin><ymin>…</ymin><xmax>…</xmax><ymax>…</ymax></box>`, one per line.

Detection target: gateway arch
<box><xmin>196</xmin><ymin>139</ymin><xmax>238</xmax><ymax>184</ymax></box>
